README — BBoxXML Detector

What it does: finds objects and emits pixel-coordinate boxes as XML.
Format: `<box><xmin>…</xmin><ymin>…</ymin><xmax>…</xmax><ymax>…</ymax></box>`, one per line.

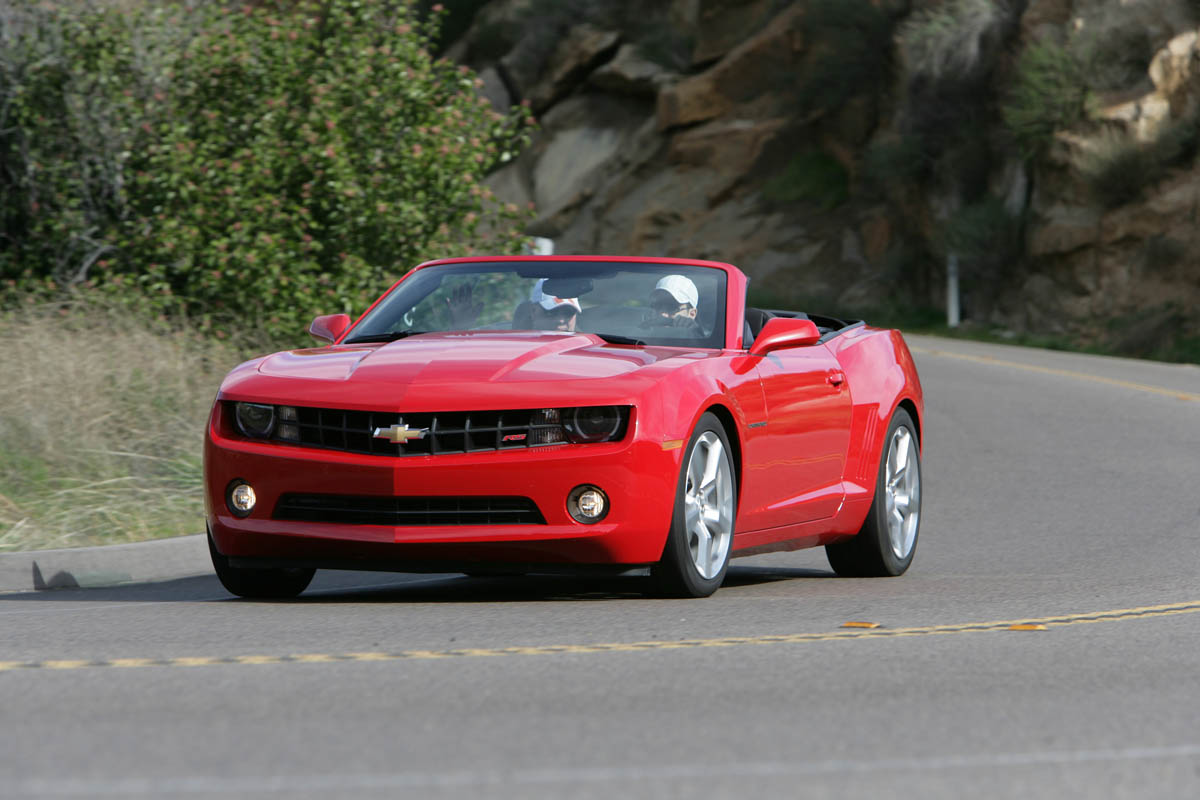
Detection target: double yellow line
<box><xmin>4</xmin><ymin>599</ymin><xmax>1198</xmax><ymax>673</ymax></box>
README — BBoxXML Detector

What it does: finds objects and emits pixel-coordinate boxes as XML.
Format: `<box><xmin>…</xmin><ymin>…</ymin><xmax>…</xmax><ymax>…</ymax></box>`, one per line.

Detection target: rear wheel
<box><xmin>208</xmin><ymin>529</ymin><xmax>315</xmax><ymax>598</ymax></box>
<box><xmin>826</xmin><ymin>407</ymin><xmax>921</xmax><ymax>577</ymax></box>
<box><xmin>652</xmin><ymin>413</ymin><xmax>736</xmax><ymax>597</ymax></box>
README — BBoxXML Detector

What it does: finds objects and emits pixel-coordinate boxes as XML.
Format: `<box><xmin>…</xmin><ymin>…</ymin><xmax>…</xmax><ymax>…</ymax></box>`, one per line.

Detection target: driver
<box><xmin>644</xmin><ymin>274</ymin><xmax>702</xmax><ymax>335</ymax></box>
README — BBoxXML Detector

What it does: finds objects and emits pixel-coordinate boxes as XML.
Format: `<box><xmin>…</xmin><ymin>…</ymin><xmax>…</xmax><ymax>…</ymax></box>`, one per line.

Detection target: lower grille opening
<box><xmin>273</xmin><ymin>494</ymin><xmax>546</xmax><ymax>526</ymax></box>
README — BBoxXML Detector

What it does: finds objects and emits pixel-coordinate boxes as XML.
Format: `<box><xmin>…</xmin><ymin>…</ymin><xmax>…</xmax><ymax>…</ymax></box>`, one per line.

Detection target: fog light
<box><xmin>578</xmin><ymin>490</ymin><xmax>605</xmax><ymax>517</ymax></box>
<box><xmin>567</xmin><ymin>485</ymin><xmax>609</xmax><ymax>524</ymax></box>
<box><xmin>227</xmin><ymin>481</ymin><xmax>257</xmax><ymax>517</ymax></box>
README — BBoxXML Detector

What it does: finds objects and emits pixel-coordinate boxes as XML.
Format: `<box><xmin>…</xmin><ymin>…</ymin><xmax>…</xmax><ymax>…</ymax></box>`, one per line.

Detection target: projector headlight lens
<box><xmin>563</xmin><ymin>406</ymin><xmax>627</xmax><ymax>443</ymax></box>
<box><xmin>234</xmin><ymin>402</ymin><xmax>276</xmax><ymax>438</ymax></box>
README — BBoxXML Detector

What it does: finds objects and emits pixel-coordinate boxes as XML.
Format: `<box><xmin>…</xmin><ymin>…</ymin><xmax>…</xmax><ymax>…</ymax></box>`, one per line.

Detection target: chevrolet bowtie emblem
<box><xmin>372</xmin><ymin>421</ymin><xmax>428</xmax><ymax>445</ymax></box>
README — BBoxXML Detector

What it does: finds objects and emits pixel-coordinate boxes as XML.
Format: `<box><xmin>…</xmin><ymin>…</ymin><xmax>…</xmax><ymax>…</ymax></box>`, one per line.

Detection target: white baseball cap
<box><xmin>530</xmin><ymin>279</ymin><xmax>581</xmax><ymax>312</ymax></box>
<box><xmin>654</xmin><ymin>275</ymin><xmax>699</xmax><ymax>309</ymax></box>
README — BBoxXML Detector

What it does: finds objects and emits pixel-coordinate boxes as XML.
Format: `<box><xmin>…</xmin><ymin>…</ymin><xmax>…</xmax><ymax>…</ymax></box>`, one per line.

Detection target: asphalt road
<box><xmin>2</xmin><ymin>334</ymin><xmax>1198</xmax><ymax>799</ymax></box>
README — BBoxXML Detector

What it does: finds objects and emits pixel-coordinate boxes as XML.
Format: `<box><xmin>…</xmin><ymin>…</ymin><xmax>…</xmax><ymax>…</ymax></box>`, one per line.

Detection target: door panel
<box><xmin>742</xmin><ymin>344</ymin><xmax>852</xmax><ymax>528</ymax></box>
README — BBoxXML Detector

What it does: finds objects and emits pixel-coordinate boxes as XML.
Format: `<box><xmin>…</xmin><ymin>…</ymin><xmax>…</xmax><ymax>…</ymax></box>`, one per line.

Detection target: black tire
<box><xmin>826</xmin><ymin>407</ymin><xmax>921</xmax><ymax>577</ymax></box>
<box><xmin>208</xmin><ymin>530</ymin><xmax>315</xmax><ymax>599</ymax></box>
<box><xmin>651</xmin><ymin>412</ymin><xmax>737</xmax><ymax>598</ymax></box>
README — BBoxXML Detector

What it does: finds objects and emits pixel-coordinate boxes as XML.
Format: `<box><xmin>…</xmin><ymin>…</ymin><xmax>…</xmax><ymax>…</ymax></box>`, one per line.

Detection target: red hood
<box><xmin>223</xmin><ymin>332</ymin><xmax>717</xmax><ymax>410</ymax></box>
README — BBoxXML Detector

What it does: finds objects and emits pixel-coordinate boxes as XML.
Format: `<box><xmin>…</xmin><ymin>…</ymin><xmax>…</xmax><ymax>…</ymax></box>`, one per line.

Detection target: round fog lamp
<box><xmin>227</xmin><ymin>481</ymin><xmax>257</xmax><ymax>517</ymax></box>
<box><xmin>578</xmin><ymin>490</ymin><xmax>605</xmax><ymax>518</ymax></box>
<box><xmin>567</xmin><ymin>485</ymin><xmax>609</xmax><ymax>524</ymax></box>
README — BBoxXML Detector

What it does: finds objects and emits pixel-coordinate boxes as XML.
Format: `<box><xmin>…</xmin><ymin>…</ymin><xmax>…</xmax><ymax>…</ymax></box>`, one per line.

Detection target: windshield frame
<box><xmin>342</xmin><ymin>257</ymin><xmax>739</xmax><ymax>349</ymax></box>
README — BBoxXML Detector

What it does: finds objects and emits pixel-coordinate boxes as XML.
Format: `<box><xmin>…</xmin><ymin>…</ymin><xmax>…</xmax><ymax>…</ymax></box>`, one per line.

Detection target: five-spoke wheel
<box><xmin>653</xmin><ymin>413</ymin><xmax>736</xmax><ymax>597</ymax></box>
<box><xmin>826</xmin><ymin>407</ymin><xmax>921</xmax><ymax>577</ymax></box>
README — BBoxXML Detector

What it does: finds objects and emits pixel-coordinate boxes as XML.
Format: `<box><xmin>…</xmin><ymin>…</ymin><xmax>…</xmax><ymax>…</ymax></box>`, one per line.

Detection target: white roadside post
<box><xmin>946</xmin><ymin>252</ymin><xmax>961</xmax><ymax>328</ymax></box>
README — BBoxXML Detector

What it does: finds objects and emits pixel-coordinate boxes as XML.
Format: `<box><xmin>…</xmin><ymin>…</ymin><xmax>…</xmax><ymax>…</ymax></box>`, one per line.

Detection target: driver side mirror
<box><xmin>748</xmin><ymin>317</ymin><xmax>821</xmax><ymax>356</ymax></box>
<box><xmin>308</xmin><ymin>313</ymin><xmax>351</xmax><ymax>344</ymax></box>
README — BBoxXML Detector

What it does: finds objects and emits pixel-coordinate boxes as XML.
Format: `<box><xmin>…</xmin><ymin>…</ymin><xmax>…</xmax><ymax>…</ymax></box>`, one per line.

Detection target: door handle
<box><xmin>826</xmin><ymin>371</ymin><xmax>846</xmax><ymax>387</ymax></box>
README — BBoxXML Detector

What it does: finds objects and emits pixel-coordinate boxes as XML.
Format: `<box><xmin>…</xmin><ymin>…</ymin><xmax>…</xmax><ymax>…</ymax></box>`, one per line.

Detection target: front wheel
<box><xmin>208</xmin><ymin>530</ymin><xmax>315</xmax><ymax>599</ymax></box>
<box><xmin>826</xmin><ymin>407</ymin><xmax>921</xmax><ymax>577</ymax></box>
<box><xmin>652</xmin><ymin>413</ymin><xmax>737</xmax><ymax>597</ymax></box>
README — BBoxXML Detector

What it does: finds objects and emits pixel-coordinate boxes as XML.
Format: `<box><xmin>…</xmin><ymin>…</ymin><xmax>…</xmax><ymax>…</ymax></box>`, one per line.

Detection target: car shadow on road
<box><xmin>0</xmin><ymin>564</ymin><xmax>834</xmax><ymax>604</ymax></box>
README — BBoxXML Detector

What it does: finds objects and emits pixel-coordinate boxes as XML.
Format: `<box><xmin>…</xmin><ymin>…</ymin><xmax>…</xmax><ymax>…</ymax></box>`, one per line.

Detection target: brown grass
<box><xmin>0</xmin><ymin>299</ymin><xmax>251</xmax><ymax>551</ymax></box>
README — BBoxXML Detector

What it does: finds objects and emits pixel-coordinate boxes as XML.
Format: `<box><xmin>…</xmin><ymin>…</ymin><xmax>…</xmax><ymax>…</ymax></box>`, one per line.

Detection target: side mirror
<box><xmin>308</xmin><ymin>313</ymin><xmax>351</xmax><ymax>344</ymax></box>
<box><xmin>748</xmin><ymin>317</ymin><xmax>821</xmax><ymax>356</ymax></box>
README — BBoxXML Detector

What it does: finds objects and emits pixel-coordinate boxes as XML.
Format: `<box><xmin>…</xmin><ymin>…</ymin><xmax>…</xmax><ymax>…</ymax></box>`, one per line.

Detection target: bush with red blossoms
<box><xmin>1</xmin><ymin>0</ymin><xmax>534</xmax><ymax>342</ymax></box>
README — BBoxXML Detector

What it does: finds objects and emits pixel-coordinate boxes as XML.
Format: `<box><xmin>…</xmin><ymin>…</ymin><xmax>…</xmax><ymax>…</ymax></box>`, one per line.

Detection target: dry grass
<box><xmin>0</xmin><ymin>300</ymin><xmax>251</xmax><ymax>551</ymax></box>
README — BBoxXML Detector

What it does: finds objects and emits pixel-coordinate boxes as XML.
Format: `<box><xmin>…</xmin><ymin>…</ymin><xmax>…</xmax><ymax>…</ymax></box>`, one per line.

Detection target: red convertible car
<box><xmin>204</xmin><ymin>256</ymin><xmax>923</xmax><ymax>598</ymax></box>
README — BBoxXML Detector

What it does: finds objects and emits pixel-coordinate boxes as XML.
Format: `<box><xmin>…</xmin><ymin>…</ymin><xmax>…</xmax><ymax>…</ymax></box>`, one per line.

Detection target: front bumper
<box><xmin>204</xmin><ymin>403</ymin><xmax>680</xmax><ymax>568</ymax></box>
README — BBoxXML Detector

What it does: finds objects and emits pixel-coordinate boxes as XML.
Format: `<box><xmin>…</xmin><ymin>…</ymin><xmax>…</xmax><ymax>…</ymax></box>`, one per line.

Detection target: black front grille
<box><xmin>270</xmin><ymin>406</ymin><xmax>565</xmax><ymax>456</ymax></box>
<box><xmin>274</xmin><ymin>494</ymin><xmax>547</xmax><ymax>526</ymax></box>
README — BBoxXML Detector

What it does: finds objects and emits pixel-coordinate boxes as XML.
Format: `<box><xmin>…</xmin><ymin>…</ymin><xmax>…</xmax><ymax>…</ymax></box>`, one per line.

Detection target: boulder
<box><xmin>691</xmin><ymin>0</ymin><xmax>780</xmax><ymax>65</ymax></box>
<box><xmin>1148</xmin><ymin>29</ymin><xmax>1200</xmax><ymax>115</ymax></box>
<box><xmin>523</xmin><ymin>25</ymin><xmax>621</xmax><ymax>112</ymax></box>
<box><xmin>666</xmin><ymin>117</ymin><xmax>787</xmax><ymax>201</ymax></box>
<box><xmin>524</xmin><ymin>94</ymin><xmax>652</xmax><ymax>237</ymax></box>
<box><xmin>451</xmin><ymin>0</ymin><xmax>534</xmax><ymax>65</ymax></box>
<box><xmin>656</xmin><ymin>3</ymin><xmax>805</xmax><ymax>130</ymax></box>
<box><xmin>1019</xmin><ymin>0</ymin><xmax>1072</xmax><ymax>41</ymax></box>
<box><xmin>860</xmin><ymin>215</ymin><xmax>891</xmax><ymax>264</ymax></box>
<box><xmin>1029</xmin><ymin>206</ymin><xmax>1101</xmax><ymax>256</ymax></box>
<box><xmin>477</xmin><ymin>66</ymin><xmax>511</xmax><ymax>113</ymax></box>
<box><xmin>1101</xmin><ymin>171</ymin><xmax>1200</xmax><ymax>244</ymax></box>
<box><xmin>590</xmin><ymin>44</ymin><xmax>676</xmax><ymax>98</ymax></box>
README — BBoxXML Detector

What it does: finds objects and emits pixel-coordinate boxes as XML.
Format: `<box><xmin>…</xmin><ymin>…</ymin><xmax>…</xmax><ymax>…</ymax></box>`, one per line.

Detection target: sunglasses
<box><xmin>651</xmin><ymin>299</ymin><xmax>687</xmax><ymax>314</ymax></box>
<box><xmin>539</xmin><ymin>306</ymin><xmax>577</xmax><ymax>322</ymax></box>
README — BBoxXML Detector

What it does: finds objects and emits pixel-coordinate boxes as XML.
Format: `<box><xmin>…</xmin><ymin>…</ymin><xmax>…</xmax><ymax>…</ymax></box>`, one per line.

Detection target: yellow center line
<box><xmin>3</xmin><ymin>600</ymin><xmax>1199</xmax><ymax>673</ymax></box>
<box><xmin>910</xmin><ymin>346</ymin><xmax>1200</xmax><ymax>403</ymax></box>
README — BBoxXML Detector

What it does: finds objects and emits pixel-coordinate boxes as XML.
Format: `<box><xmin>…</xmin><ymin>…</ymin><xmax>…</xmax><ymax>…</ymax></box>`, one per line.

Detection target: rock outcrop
<box><xmin>453</xmin><ymin>0</ymin><xmax>1200</xmax><ymax>357</ymax></box>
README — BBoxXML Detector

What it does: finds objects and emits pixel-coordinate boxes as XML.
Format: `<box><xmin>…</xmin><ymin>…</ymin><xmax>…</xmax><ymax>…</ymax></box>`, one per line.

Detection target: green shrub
<box><xmin>1075</xmin><ymin>129</ymin><xmax>1159</xmax><ymax>208</ymax></box>
<box><xmin>898</xmin><ymin>0</ymin><xmax>1005</xmax><ymax>86</ymax></box>
<box><xmin>863</xmin><ymin>135</ymin><xmax>928</xmax><ymax>188</ymax></box>
<box><xmin>1</xmin><ymin>0</ymin><xmax>534</xmax><ymax>341</ymax></box>
<box><xmin>1070</xmin><ymin>22</ymin><xmax>1155</xmax><ymax>93</ymax></box>
<box><xmin>0</xmin><ymin>1</ymin><xmax>168</xmax><ymax>293</ymax></box>
<box><xmin>762</xmin><ymin>150</ymin><xmax>849</xmax><ymax>210</ymax></box>
<box><xmin>1002</xmin><ymin>39</ymin><xmax>1089</xmax><ymax>155</ymax></box>
<box><xmin>941</xmin><ymin>195</ymin><xmax>1023</xmax><ymax>283</ymax></box>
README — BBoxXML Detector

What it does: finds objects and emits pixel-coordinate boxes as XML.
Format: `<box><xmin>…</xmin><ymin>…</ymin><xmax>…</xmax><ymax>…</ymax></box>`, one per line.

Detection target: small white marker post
<box><xmin>946</xmin><ymin>252</ymin><xmax>961</xmax><ymax>328</ymax></box>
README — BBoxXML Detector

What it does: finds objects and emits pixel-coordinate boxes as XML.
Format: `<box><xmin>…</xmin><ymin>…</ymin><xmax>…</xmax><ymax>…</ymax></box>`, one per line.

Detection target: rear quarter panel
<box><xmin>825</xmin><ymin>327</ymin><xmax>924</xmax><ymax>534</ymax></box>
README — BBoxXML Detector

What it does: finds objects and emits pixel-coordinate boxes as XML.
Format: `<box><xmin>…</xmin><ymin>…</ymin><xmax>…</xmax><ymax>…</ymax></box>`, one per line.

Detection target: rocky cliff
<box><xmin>448</xmin><ymin>0</ymin><xmax>1200</xmax><ymax>360</ymax></box>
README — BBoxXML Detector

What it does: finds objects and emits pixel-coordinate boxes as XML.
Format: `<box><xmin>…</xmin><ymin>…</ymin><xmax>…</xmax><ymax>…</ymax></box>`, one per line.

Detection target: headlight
<box><xmin>532</xmin><ymin>406</ymin><xmax>629</xmax><ymax>445</ymax></box>
<box><xmin>235</xmin><ymin>402</ymin><xmax>276</xmax><ymax>438</ymax></box>
<box><xmin>564</xmin><ymin>406</ymin><xmax>624</xmax><ymax>443</ymax></box>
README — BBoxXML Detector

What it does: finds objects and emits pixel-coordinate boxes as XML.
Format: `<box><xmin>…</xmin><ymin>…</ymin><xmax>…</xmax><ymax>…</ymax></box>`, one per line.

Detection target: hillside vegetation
<box><xmin>0</xmin><ymin>0</ymin><xmax>536</xmax><ymax>549</ymax></box>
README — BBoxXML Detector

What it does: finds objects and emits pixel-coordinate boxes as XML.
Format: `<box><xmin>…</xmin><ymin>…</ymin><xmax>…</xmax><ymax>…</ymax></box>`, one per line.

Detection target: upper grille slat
<box><xmin>266</xmin><ymin>405</ymin><xmax>556</xmax><ymax>457</ymax></box>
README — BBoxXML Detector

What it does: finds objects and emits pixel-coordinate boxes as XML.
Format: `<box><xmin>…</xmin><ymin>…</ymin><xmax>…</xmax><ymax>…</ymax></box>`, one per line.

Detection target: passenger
<box><xmin>644</xmin><ymin>274</ymin><xmax>702</xmax><ymax>336</ymax></box>
<box><xmin>527</xmin><ymin>279</ymin><xmax>581</xmax><ymax>332</ymax></box>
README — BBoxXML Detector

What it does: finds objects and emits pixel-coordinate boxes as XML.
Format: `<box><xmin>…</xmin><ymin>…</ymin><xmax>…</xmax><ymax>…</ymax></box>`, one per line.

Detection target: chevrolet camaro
<box><xmin>204</xmin><ymin>256</ymin><xmax>924</xmax><ymax>598</ymax></box>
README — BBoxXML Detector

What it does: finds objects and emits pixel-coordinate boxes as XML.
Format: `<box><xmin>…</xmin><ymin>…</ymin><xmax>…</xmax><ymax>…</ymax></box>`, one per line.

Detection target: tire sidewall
<box><xmin>659</xmin><ymin>412</ymin><xmax>736</xmax><ymax>597</ymax></box>
<box><xmin>871</xmin><ymin>408</ymin><xmax>920</xmax><ymax>575</ymax></box>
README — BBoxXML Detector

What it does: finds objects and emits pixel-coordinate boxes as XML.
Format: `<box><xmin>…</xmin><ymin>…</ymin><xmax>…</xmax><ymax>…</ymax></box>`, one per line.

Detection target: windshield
<box><xmin>345</xmin><ymin>261</ymin><xmax>728</xmax><ymax>349</ymax></box>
